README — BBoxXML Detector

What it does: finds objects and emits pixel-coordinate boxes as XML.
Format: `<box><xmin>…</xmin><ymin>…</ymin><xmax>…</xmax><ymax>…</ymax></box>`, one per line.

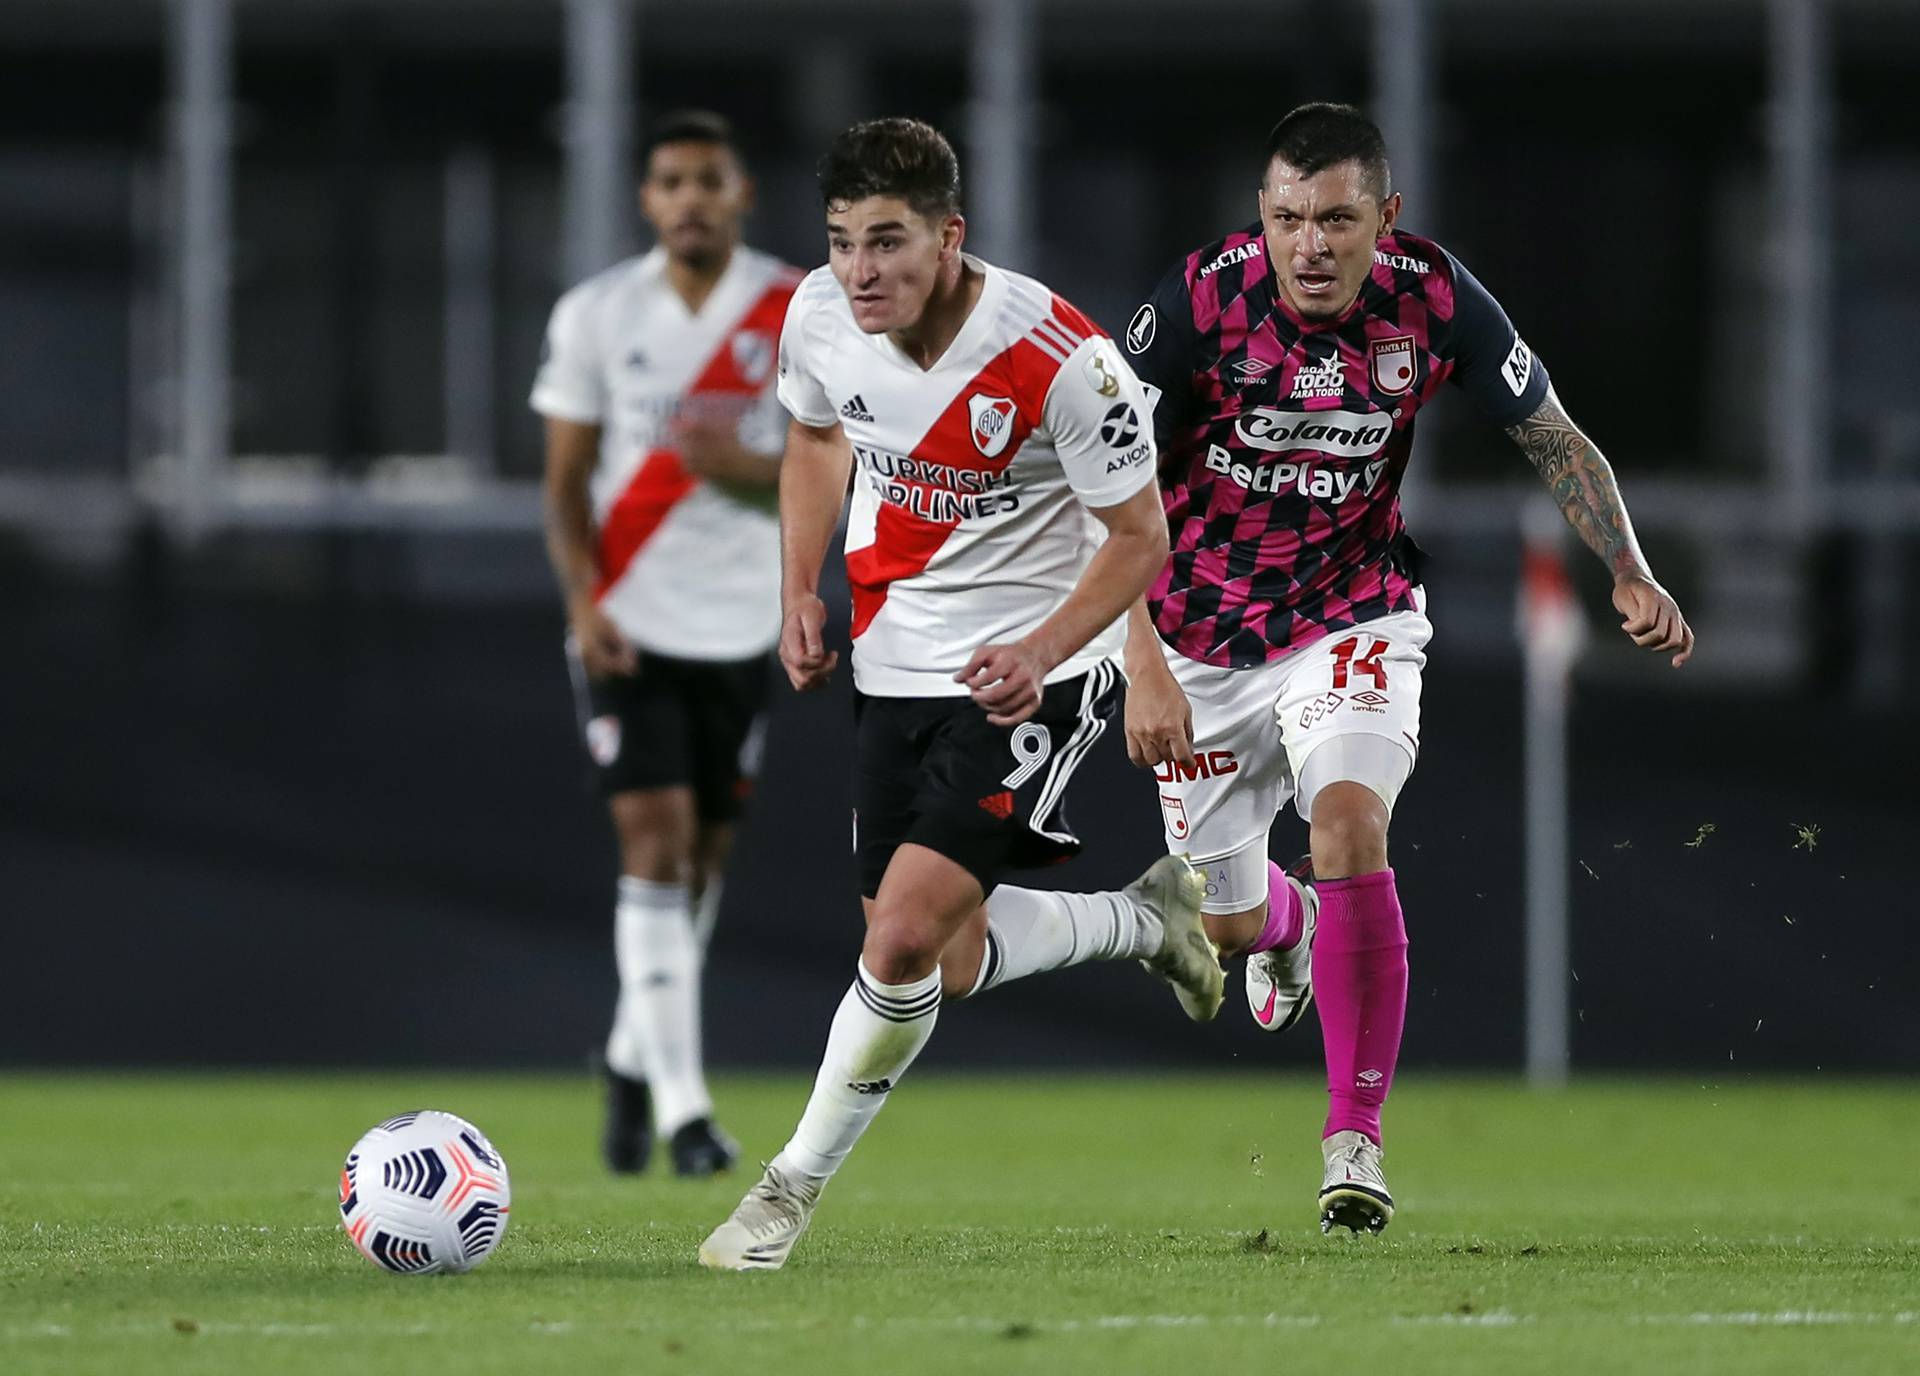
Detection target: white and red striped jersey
<box><xmin>531</xmin><ymin>245</ymin><xmax>801</xmax><ymax>660</ymax></box>
<box><xmin>777</xmin><ymin>257</ymin><xmax>1158</xmax><ymax>697</ymax></box>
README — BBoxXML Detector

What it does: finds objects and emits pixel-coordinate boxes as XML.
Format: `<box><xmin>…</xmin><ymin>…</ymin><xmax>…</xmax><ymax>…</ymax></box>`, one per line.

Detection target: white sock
<box><xmin>608</xmin><ymin>876</ymin><xmax>712</xmax><ymax>1136</ymax></box>
<box><xmin>969</xmin><ymin>884</ymin><xmax>1163</xmax><ymax>996</ymax></box>
<box><xmin>774</xmin><ymin>960</ymin><xmax>941</xmax><ymax>1183</ymax></box>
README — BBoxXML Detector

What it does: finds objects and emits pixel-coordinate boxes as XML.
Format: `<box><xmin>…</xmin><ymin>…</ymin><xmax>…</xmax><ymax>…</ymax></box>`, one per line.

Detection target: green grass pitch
<box><xmin>3</xmin><ymin>1072</ymin><xmax>1915</xmax><ymax>1374</ymax></box>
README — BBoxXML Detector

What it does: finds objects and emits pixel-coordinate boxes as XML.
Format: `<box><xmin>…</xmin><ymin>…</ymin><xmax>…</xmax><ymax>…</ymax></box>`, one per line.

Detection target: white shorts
<box><xmin>1153</xmin><ymin>601</ymin><xmax>1432</xmax><ymax>913</ymax></box>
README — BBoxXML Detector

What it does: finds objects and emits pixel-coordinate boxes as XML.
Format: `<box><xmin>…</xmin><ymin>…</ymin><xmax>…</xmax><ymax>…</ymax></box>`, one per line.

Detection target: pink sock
<box><xmin>1312</xmin><ymin>869</ymin><xmax>1408</xmax><ymax>1145</ymax></box>
<box><xmin>1245</xmin><ymin>860</ymin><xmax>1304</xmax><ymax>955</ymax></box>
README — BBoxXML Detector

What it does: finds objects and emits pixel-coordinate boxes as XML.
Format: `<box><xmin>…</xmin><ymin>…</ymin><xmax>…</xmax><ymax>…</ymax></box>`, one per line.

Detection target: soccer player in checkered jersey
<box><xmin>533</xmin><ymin>112</ymin><xmax>800</xmax><ymax>1179</ymax></box>
<box><xmin>698</xmin><ymin>118</ymin><xmax>1224</xmax><ymax>1271</ymax></box>
<box><xmin>1122</xmin><ymin>104</ymin><xmax>1694</xmax><ymax>1234</ymax></box>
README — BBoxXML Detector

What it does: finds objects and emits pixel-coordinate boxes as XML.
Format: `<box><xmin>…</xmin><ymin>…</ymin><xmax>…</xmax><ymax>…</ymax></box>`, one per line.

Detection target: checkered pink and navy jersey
<box><xmin>1125</xmin><ymin>227</ymin><xmax>1550</xmax><ymax>667</ymax></box>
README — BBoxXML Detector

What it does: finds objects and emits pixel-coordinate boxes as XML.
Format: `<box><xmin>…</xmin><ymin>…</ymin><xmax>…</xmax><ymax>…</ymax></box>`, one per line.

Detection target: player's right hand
<box><xmin>779</xmin><ymin>595</ymin><xmax>839</xmax><ymax>692</ymax></box>
<box><xmin>572</xmin><ymin>601</ymin><xmax>638</xmax><ymax>679</ymax></box>
<box><xmin>1124</xmin><ymin>661</ymin><xmax>1196</xmax><ymax>770</ymax></box>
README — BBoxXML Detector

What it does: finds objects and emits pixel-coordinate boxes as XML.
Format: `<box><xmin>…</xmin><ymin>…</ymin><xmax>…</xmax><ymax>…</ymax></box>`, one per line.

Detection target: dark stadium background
<box><xmin>3</xmin><ymin>0</ymin><xmax>1915</xmax><ymax>1073</ymax></box>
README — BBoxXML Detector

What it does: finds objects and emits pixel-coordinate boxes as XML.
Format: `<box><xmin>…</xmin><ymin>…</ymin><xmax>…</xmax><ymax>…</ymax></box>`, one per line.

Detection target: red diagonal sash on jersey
<box><xmin>846</xmin><ymin>301</ymin><xmax>1093</xmax><ymax>638</ymax></box>
<box><xmin>593</xmin><ymin>279</ymin><xmax>797</xmax><ymax>601</ymax></box>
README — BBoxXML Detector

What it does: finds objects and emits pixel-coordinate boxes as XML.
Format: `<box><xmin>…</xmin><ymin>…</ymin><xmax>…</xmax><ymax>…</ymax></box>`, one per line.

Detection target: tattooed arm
<box><xmin>1507</xmin><ymin>387</ymin><xmax>1695</xmax><ymax>667</ymax></box>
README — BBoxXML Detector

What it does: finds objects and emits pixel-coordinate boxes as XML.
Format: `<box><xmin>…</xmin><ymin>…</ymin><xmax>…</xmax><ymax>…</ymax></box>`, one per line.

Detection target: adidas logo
<box><xmin>977</xmin><ymin>791</ymin><xmax>1016</xmax><ymax>820</ymax></box>
<box><xmin>840</xmin><ymin>394</ymin><xmax>876</xmax><ymax>423</ymax></box>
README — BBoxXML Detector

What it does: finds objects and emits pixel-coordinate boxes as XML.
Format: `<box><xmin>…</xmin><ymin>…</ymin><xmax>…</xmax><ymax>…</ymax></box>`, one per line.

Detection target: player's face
<box><xmin>825</xmin><ymin>197</ymin><xmax>964</xmax><ymax>335</ymax></box>
<box><xmin>639</xmin><ymin>141</ymin><xmax>751</xmax><ymax>265</ymax></box>
<box><xmin>1258</xmin><ymin>159</ymin><xmax>1401</xmax><ymax>321</ymax></box>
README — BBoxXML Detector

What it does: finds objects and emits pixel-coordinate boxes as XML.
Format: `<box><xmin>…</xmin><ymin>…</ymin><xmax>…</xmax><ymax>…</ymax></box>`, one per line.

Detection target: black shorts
<box><xmin>567</xmin><ymin>647</ymin><xmax>771</xmax><ymax>823</ymax></box>
<box><xmin>852</xmin><ymin>661</ymin><xmax>1122</xmax><ymax>898</ymax></box>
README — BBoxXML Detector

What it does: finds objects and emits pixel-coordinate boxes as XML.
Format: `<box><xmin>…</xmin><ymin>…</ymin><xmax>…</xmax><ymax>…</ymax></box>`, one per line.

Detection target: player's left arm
<box><xmin>956</xmin><ymin>338</ymin><xmax>1169</xmax><ymax>726</ymax></box>
<box><xmin>1506</xmin><ymin>390</ymin><xmax>1692</xmax><ymax>666</ymax></box>
<box><xmin>1442</xmin><ymin>247</ymin><xmax>1693</xmax><ymax>667</ymax></box>
<box><xmin>957</xmin><ymin>482</ymin><xmax>1169</xmax><ymax>727</ymax></box>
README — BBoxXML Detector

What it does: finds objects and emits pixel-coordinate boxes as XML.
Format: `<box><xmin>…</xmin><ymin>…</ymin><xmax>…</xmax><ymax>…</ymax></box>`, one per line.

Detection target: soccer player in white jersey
<box><xmin>699</xmin><ymin>118</ymin><xmax>1224</xmax><ymax>1271</ymax></box>
<box><xmin>532</xmin><ymin>111</ymin><xmax>800</xmax><ymax>1178</ymax></box>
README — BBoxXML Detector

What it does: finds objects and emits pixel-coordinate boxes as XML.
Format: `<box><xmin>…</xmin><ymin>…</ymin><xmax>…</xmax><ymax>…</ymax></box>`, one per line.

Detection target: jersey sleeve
<box><xmin>1122</xmin><ymin>258</ymin><xmax>1201</xmax><ymax>447</ymax></box>
<box><xmin>1441</xmin><ymin>248</ymin><xmax>1551</xmax><ymax>426</ymax></box>
<box><xmin>1042</xmin><ymin>337</ymin><xmax>1160</xmax><ymax>509</ymax></box>
<box><xmin>774</xmin><ymin>288</ymin><xmax>837</xmax><ymax>428</ymax></box>
<box><xmin>528</xmin><ymin>287</ymin><xmax>606</xmax><ymax>423</ymax></box>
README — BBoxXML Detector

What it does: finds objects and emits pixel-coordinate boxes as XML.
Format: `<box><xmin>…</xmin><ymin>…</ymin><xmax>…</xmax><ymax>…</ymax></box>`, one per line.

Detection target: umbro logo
<box><xmin>1356</xmin><ymin>1068</ymin><xmax>1384</xmax><ymax>1086</ymax></box>
<box><xmin>840</xmin><ymin>394</ymin><xmax>876</xmax><ymax>423</ymax></box>
<box><xmin>1232</xmin><ymin>357</ymin><xmax>1275</xmax><ymax>382</ymax></box>
<box><xmin>624</xmin><ymin>348</ymin><xmax>649</xmax><ymax>370</ymax></box>
<box><xmin>847</xmin><ymin>1078</ymin><xmax>893</xmax><ymax>1096</ymax></box>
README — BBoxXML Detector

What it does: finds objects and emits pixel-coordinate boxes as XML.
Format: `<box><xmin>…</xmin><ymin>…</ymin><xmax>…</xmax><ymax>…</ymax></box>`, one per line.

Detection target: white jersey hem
<box><xmin>850</xmin><ymin>648</ymin><xmax>1117</xmax><ymax>699</ymax></box>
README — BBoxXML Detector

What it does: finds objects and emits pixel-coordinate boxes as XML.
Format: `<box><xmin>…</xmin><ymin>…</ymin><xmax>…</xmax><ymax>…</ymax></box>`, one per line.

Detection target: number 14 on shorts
<box><xmin>1328</xmin><ymin>635</ymin><xmax>1389</xmax><ymax>691</ymax></box>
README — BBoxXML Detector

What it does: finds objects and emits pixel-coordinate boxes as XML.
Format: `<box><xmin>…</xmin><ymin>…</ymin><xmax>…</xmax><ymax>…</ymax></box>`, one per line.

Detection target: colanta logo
<box><xmin>1233</xmin><ymin>407</ymin><xmax>1392</xmax><ymax>458</ymax></box>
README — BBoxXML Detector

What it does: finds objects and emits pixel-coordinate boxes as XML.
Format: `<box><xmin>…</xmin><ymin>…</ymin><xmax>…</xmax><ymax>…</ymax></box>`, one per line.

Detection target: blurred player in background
<box><xmin>1123</xmin><ymin>103</ymin><xmax>1693</xmax><ymax>1234</ymax></box>
<box><xmin>532</xmin><ymin>111</ymin><xmax>800</xmax><ymax>1178</ymax></box>
<box><xmin>699</xmin><ymin>118</ymin><xmax>1223</xmax><ymax>1271</ymax></box>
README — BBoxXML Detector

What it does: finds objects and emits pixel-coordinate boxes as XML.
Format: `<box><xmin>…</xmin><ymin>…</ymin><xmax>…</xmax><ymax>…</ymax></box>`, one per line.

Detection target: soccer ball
<box><xmin>338</xmin><ymin>1110</ymin><xmax>511</xmax><ymax>1274</ymax></box>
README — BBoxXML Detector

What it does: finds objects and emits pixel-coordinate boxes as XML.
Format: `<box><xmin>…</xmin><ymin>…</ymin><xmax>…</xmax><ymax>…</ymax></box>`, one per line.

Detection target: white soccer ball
<box><xmin>338</xmin><ymin>1110</ymin><xmax>511</xmax><ymax>1275</ymax></box>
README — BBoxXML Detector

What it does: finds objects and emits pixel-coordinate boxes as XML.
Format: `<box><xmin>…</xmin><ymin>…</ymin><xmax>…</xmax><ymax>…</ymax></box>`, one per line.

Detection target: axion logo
<box><xmin>1233</xmin><ymin>406</ymin><xmax>1392</xmax><ymax>458</ymax></box>
<box><xmin>1099</xmin><ymin>403</ymin><xmax>1140</xmax><ymax>448</ymax></box>
<box><xmin>1152</xmin><ymin>750</ymin><xmax>1240</xmax><ymax>783</ymax></box>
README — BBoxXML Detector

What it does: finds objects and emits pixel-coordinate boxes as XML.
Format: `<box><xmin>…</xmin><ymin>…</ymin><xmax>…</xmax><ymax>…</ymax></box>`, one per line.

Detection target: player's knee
<box><xmin>861</xmin><ymin>903</ymin><xmax>945</xmax><ymax>984</ymax></box>
<box><xmin>610</xmin><ymin>792</ymin><xmax>698</xmax><ymax>884</ymax></box>
<box><xmin>1309</xmin><ymin>784</ymin><xmax>1390</xmax><ymax>878</ymax></box>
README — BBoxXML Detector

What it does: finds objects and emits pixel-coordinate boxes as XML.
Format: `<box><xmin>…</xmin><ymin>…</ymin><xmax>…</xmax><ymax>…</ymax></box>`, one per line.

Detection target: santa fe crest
<box><xmin>731</xmin><ymin>330</ymin><xmax>775</xmax><ymax>385</ymax></box>
<box><xmin>968</xmin><ymin>393</ymin><xmax>1017</xmax><ymax>458</ymax></box>
<box><xmin>1369</xmin><ymin>334</ymin><xmax>1416</xmax><ymax>396</ymax></box>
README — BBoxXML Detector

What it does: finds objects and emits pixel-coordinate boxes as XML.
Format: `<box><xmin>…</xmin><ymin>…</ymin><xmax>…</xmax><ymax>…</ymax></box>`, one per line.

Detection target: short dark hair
<box><xmin>817</xmin><ymin>117</ymin><xmax>962</xmax><ymax>221</ymax></box>
<box><xmin>641</xmin><ymin>109</ymin><xmax>739</xmax><ymax>168</ymax></box>
<box><xmin>1262</xmin><ymin>102</ymin><xmax>1392</xmax><ymax>201</ymax></box>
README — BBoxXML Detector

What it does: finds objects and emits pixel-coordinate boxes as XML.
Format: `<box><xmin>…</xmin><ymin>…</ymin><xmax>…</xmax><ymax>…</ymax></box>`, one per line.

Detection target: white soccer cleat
<box><xmin>1135</xmin><ymin>855</ymin><xmax>1224</xmax><ymax>1022</ymax></box>
<box><xmin>1319</xmin><ymin>1129</ymin><xmax>1394</xmax><ymax>1235</ymax></box>
<box><xmin>698</xmin><ymin>1163</ymin><xmax>823</xmax><ymax>1272</ymax></box>
<box><xmin>1246</xmin><ymin>873</ymin><xmax>1318</xmax><ymax>1032</ymax></box>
